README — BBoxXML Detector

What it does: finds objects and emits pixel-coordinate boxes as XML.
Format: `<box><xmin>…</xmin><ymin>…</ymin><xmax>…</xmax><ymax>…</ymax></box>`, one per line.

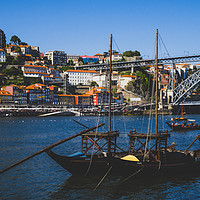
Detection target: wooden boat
<box><xmin>46</xmin><ymin>31</ymin><xmax>200</xmax><ymax>178</ymax></box>
<box><xmin>166</xmin><ymin>117</ymin><xmax>200</xmax><ymax>131</ymax></box>
<box><xmin>166</xmin><ymin>104</ymin><xmax>200</xmax><ymax>131</ymax></box>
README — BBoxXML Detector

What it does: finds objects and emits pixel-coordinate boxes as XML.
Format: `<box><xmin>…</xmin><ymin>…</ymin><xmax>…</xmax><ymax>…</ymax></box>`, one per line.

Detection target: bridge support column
<box><xmin>131</xmin><ymin>67</ymin><xmax>134</xmax><ymax>74</ymax></box>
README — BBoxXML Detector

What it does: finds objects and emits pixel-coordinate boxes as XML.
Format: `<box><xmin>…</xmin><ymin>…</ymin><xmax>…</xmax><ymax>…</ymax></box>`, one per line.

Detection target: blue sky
<box><xmin>1</xmin><ymin>0</ymin><xmax>200</xmax><ymax>58</ymax></box>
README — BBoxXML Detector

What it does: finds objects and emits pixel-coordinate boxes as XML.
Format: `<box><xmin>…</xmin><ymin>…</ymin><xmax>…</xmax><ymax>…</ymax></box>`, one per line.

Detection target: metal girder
<box><xmin>173</xmin><ymin>69</ymin><xmax>200</xmax><ymax>105</ymax></box>
<box><xmin>76</xmin><ymin>55</ymin><xmax>200</xmax><ymax>71</ymax></box>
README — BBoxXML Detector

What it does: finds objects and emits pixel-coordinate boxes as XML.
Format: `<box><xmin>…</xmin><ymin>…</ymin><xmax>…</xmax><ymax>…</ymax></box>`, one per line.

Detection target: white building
<box><xmin>22</xmin><ymin>65</ymin><xmax>62</xmax><ymax>83</ymax></box>
<box><xmin>0</xmin><ymin>49</ymin><xmax>6</xmax><ymax>62</ymax></box>
<box><xmin>118</xmin><ymin>75</ymin><xmax>136</xmax><ymax>89</ymax></box>
<box><xmin>45</xmin><ymin>50</ymin><xmax>67</xmax><ymax>66</ymax></box>
<box><xmin>93</xmin><ymin>73</ymin><xmax>107</xmax><ymax>87</ymax></box>
<box><xmin>64</xmin><ymin>69</ymin><xmax>98</xmax><ymax>85</ymax></box>
<box><xmin>112</xmin><ymin>53</ymin><xmax>123</xmax><ymax>61</ymax></box>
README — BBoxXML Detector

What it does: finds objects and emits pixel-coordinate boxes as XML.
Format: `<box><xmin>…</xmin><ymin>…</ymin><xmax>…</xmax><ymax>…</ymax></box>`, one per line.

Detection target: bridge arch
<box><xmin>172</xmin><ymin>69</ymin><xmax>200</xmax><ymax>105</ymax></box>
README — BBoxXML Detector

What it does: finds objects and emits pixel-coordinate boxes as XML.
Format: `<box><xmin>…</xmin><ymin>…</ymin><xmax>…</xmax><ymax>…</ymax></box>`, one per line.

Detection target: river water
<box><xmin>1</xmin><ymin>114</ymin><xmax>200</xmax><ymax>199</ymax></box>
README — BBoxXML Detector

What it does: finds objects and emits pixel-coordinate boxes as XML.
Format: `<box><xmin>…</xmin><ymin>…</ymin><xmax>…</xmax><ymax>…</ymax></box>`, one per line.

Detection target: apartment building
<box><xmin>26</xmin><ymin>83</ymin><xmax>50</xmax><ymax>104</ymax></box>
<box><xmin>45</xmin><ymin>50</ymin><xmax>67</xmax><ymax>66</ymax></box>
<box><xmin>67</xmin><ymin>55</ymin><xmax>79</xmax><ymax>64</ymax></box>
<box><xmin>22</xmin><ymin>65</ymin><xmax>62</xmax><ymax>83</ymax></box>
<box><xmin>0</xmin><ymin>90</ymin><xmax>13</xmax><ymax>104</ymax></box>
<box><xmin>2</xmin><ymin>85</ymin><xmax>27</xmax><ymax>104</ymax></box>
<box><xmin>0</xmin><ymin>29</ymin><xmax>6</xmax><ymax>49</ymax></box>
<box><xmin>64</xmin><ymin>69</ymin><xmax>98</xmax><ymax>86</ymax></box>
<box><xmin>0</xmin><ymin>49</ymin><xmax>6</xmax><ymax>62</ymax></box>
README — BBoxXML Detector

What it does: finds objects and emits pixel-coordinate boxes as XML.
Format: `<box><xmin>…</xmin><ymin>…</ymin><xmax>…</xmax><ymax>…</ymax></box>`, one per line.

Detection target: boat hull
<box><xmin>46</xmin><ymin>150</ymin><xmax>200</xmax><ymax>177</ymax></box>
<box><xmin>166</xmin><ymin>122</ymin><xmax>200</xmax><ymax>131</ymax></box>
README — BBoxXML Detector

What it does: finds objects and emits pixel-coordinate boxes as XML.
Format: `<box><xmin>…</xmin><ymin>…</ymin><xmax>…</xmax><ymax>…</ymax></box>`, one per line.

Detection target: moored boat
<box><xmin>45</xmin><ymin>31</ymin><xmax>200</xmax><ymax>179</ymax></box>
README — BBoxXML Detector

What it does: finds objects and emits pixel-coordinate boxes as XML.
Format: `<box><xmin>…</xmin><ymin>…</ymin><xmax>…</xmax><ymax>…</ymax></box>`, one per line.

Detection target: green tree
<box><xmin>90</xmin><ymin>81</ymin><xmax>99</xmax><ymax>87</ymax></box>
<box><xmin>20</xmin><ymin>42</ymin><xmax>28</xmax><ymax>45</ymax></box>
<box><xmin>125</xmin><ymin>68</ymin><xmax>153</xmax><ymax>100</ymax></box>
<box><xmin>10</xmin><ymin>35</ymin><xmax>21</xmax><ymax>45</ymax></box>
<box><xmin>123</xmin><ymin>50</ymin><xmax>141</xmax><ymax>57</ymax></box>
<box><xmin>78</xmin><ymin>57</ymin><xmax>83</xmax><ymax>63</ymax></box>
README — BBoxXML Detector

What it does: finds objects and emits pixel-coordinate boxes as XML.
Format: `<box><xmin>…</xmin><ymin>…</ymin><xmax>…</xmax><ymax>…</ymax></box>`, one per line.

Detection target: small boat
<box><xmin>166</xmin><ymin>117</ymin><xmax>200</xmax><ymax>131</ymax></box>
<box><xmin>166</xmin><ymin>103</ymin><xmax>200</xmax><ymax>131</ymax></box>
<box><xmin>46</xmin><ymin>31</ymin><xmax>200</xmax><ymax>179</ymax></box>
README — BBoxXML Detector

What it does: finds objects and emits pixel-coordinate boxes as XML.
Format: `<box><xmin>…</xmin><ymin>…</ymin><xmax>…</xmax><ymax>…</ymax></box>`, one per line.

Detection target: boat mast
<box><xmin>155</xmin><ymin>29</ymin><xmax>161</xmax><ymax>160</ymax></box>
<box><xmin>108</xmin><ymin>34</ymin><xmax>112</xmax><ymax>156</ymax></box>
<box><xmin>109</xmin><ymin>34</ymin><xmax>112</xmax><ymax>132</ymax></box>
<box><xmin>181</xmin><ymin>102</ymin><xmax>183</xmax><ymax>118</ymax></box>
<box><xmin>155</xmin><ymin>29</ymin><xmax>158</xmax><ymax>136</ymax></box>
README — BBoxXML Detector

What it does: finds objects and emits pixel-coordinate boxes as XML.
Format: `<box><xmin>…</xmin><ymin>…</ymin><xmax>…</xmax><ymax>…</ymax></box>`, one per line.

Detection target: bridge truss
<box><xmin>173</xmin><ymin>69</ymin><xmax>200</xmax><ymax>105</ymax></box>
<box><xmin>76</xmin><ymin>55</ymin><xmax>200</xmax><ymax>71</ymax></box>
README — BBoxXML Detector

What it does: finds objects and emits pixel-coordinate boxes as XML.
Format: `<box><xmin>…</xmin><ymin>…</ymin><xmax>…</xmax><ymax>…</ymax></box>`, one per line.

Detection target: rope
<box><xmin>85</xmin><ymin>104</ymin><xmax>102</xmax><ymax>176</ymax></box>
<box><xmin>93</xmin><ymin>166</ymin><xmax>112</xmax><ymax>191</ymax></box>
<box><xmin>119</xmin><ymin>167</ymin><xmax>143</xmax><ymax>184</ymax></box>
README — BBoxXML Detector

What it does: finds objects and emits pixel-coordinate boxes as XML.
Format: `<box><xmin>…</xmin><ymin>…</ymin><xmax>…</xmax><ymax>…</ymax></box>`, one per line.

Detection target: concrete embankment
<box><xmin>0</xmin><ymin>108</ymin><xmax>75</xmax><ymax>117</ymax></box>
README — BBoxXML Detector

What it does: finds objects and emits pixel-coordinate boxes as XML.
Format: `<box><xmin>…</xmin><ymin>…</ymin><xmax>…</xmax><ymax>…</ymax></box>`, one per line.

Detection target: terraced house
<box><xmin>2</xmin><ymin>85</ymin><xmax>27</xmax><ymax>104</ymax></box>
<box><xmin>0</xmin><ymin>90</ymin><xmax>13</xmax><ymax>104</ymax></box>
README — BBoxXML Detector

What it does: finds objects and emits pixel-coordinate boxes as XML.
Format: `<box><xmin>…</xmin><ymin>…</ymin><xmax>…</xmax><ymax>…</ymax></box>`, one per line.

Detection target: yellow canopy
<box><xmin>120</xmin><ymin>155</ymin><xmax>139</xmax><ymax>162</ymax></box>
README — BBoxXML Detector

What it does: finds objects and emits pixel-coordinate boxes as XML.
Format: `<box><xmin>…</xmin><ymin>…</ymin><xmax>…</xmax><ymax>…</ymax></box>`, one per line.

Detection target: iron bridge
<box><xmin>76</xmin><ymin>54</ymin><xmax>200</xmax><ymax>71</ymax></box>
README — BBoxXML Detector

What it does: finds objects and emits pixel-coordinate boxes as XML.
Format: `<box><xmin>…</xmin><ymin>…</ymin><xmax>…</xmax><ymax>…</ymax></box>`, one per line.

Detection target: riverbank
<box><xmin>0</xmin><ymin>107</ymin><xmax>172</xmax><ymax>117</ymax></box>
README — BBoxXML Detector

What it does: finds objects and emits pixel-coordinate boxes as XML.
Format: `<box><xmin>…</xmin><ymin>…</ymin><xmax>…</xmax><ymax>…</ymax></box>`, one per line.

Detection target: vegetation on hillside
<box><xmin>0</xmin><ymin>67</ymin><xmax>42</xmax><ymax>87</ymax></box>
<box><xmin>123</xmin><ymin>50</ymin><xmax>141</xmax><ymax>57</ymax></box>
<box><xmin>125</xmin><ymin>67</ymin><xmax>153</xmax><ymax>100</ymax></box>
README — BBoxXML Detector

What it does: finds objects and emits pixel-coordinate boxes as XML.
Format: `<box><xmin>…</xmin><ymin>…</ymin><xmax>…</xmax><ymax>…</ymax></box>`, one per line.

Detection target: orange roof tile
<box><xmin>66</xmin><ymin>69</ymin><xmax>98</xmax><ymax>73</ymax></box>
<box><xmin>0</xmin><ymin>91</ymin><xmax>12</xmax><ymax>95</ymax></box>
<box><xmin>121</xmin><ymin>75</ymin><xmax>136</xmax><ymax>78</ymax></box>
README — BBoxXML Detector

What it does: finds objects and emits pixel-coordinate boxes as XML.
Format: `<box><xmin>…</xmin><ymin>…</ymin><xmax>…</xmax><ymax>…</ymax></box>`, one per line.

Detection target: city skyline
<box><xmin>1</xmin><ymin>0</ymin><xmax>200</xmax><ymax>58</ymax></box>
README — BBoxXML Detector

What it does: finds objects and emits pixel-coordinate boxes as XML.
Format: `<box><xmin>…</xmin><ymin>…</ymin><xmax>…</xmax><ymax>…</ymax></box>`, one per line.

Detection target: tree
<box><xmin>90</xmin><ymin>81</ymin><xmax>99</xmax><ymax>87</ymax></box>
<box><xmin>10</xmin><ymin>35</ymin><xmax>21</xmax><ymax>45</ymax></box>
<box><xmin>123</xmin><ymin>50</ymin><xmax>141</xmax><ymax>57</ymax></box>
<box><xmin>20</xmin><ymin>42</ymin><xmax>28</xmax><ymax>45</ymax></box>
<box><xmin>78</xmin><ymin>57</ymin><xmax>83</xmax><ymax>63</ymax></box>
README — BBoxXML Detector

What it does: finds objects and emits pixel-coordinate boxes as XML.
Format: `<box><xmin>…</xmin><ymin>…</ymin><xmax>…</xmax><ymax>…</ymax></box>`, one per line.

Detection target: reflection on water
<box><xmin>1</xmin><ymin>115</ymin><xmax>200</xmax><ymax>199</ymax></box>
<box><xmin>51</xmin><ymin>174</ymin><xmax>200</xmax><ymax>200</ymax></box>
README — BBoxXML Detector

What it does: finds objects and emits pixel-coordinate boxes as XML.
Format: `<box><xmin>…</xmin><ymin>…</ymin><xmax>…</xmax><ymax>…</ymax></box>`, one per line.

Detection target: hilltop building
<box><xmin>45</xmin><ymin>50</ymin><xmax>67</xmax><ymax>66</ymax></box>
<box><xmin>79</xmin><ymin>55</ymin><xmax>99</xmax><ymax>64</ymax></box>
<box><xmin>67</xmin><ymin>55</ymin><xmax>79</xmax><ymax>65</ymax></box>
<box><xmin>0</xmin><ymin>29</ymin><xmax>6</xmax><ymax>49</ymax></box>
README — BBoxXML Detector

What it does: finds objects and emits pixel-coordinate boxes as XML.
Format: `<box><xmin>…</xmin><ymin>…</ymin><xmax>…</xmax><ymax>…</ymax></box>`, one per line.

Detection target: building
<box><xmin>93</xmin><ymin>73</ymin><xmax>107</xmax><ymax>88</ymax></box>
<box><xmin>45</xmin><ymin>50</ymin><xmax>67</xmax><ymax>66</ymax></box>
<box><xmin>2</xmin><ymin>85</ymin><xmax>27</xmax><ymax>104</ymax></box>
<box><xmin>0</xmin><ymin>29</ymin><xmax>6</xmax><ymax>49</ymax></box>
<box><xmin>112</xmin><ymin>53</ymin><xmax>123</xmax><ymax>61</ymax></box>
<box><xmin>64</xmin><ymin>69</ymin><xmax>98</xmax><ymax>86</ymax></box>
<box><xmin>118</xmin><ymin>75</ymin><xmax>136</xmax><ymax>89</ymax></box>
<box><xmin>75</xmin><ymin>95</ymin><xmax>92</xmax><ymax>106</ymax></box>
<box><xmin>26</xmin><ymin>83</ymin><xmax>50</xmax><ymax>105</ymax></box>
<box><xmin>22</xmin><ymin>65</ymin><xmax>62</xmax><ymax>83</ymax></box>
<box><xmin>58</xmin><ymin>94</ymin><xmax>75</xmax><ymax>105</ymax></box>
<box><xmin>0</xmin><ymin>49</ymin><xmax>6</xmax><ymax>62</ymax></box>
<box><xmin>0</xmin><ymin>90</ymin><xmax>13</xmax><ymax>104</ymax></box>
<box><xmin>49</xmin><ymin>85</ymin><xmax>59</xmax><ymax>104</ymax></box>
<box><xmin>85</xmin><ymin>87</ymin><xmax>112</xmax><ymax>106</ymax></box>
<box><xmin>67</xmin><ymin>55</ymin><xmax>79</xmax><ymax>64</ymax></box>
<box><xmin>80</xmin><ymin>55</ymin><xmax>99</xmax><ymax>64</ymax></box>
<box><xmin>93</xmin><ymin>72</ymin><xmax>119</xmax><ymax>88</ymax></box>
